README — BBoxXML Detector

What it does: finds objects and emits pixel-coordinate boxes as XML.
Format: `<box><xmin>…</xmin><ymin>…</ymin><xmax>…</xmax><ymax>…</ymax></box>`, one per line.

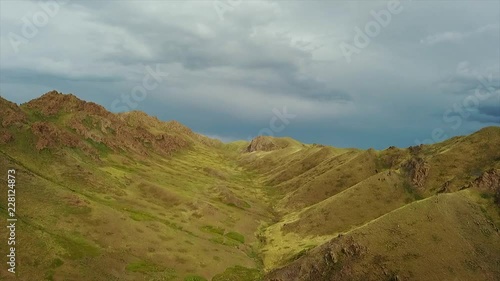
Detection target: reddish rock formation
<box><xmin>264</xmin><ymin>236</ymin><xmax>366</xmax><ymax>281</ymax></box>
<box><xmin>0</xmin><ymin>91</ymin><xmax>211</xmax><ymax>158</ymax></box>
<box><xmin>466</xmin><ymin>169</ymin><xmax>500</xmax><ymax>206</ymax></box>
<box><xmin>402</xmin><ymin>157</ymin><xmax>430</xmax><ymax>189</ymax></box>
<box><xmin>0</xmin><ymin>97</ymin><xmax>27</xmax><ymax>127</ymax></box>
<box><xmin>23</xmin><ymin>90</ymin><xmax>109</xmax><ymax>118</ymax></box>
<box><xmin>469</xmin><ymin>169</ymin><xmax>500</xmax><ymax>192</ymax></box>
<box><xmin>0</xmin><ymin>131</ymin><xmax>13</xmax><ymax>144</ymax></box>
<box><xmin>246</xmin><ymin>136</ymin><xmax>280</xmax><ymax>152</ymax></box>
<box><xmin>31</xmin><ymin>122</ymin><xmax>82</xmax><ymax>151</ymax></box>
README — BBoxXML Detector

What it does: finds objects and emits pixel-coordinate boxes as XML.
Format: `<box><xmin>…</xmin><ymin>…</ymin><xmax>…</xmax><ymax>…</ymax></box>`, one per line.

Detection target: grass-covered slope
<box><xmin>264</xmin><ymin>190</ymin><xmax>500</xmax><ymax>281</ymax></box>
<box><xmin>0</xmin><ymin>92</ymin><xmax>272</xmax><ymax>280</ymax></box>
<box><xmin>1</xmin><ymin>91</ymin><xmax>499</xmax><ymax>281</ymax></box>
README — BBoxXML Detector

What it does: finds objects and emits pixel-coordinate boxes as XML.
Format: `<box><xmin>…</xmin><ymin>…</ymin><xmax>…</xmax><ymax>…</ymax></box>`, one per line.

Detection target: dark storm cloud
<box><xmin>48</xmin><ymin>1</ymin><xmax>345</xmax><ymax>104</ymax></box>
<box><xmin>478</xmin><ymin>104</ymin><xmax>500</xmax><ymax>118</ymax></box>
<box><xmin>471</xmin><ymin>95</ymin><xmax>500</xmax><ymax>123</ymax></box>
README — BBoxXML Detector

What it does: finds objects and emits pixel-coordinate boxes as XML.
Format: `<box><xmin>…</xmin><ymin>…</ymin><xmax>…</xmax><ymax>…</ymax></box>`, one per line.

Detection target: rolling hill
<box><xmin>0</xmin><ymin>91</ymin><xmax>499</xmax><ymax>281</ymax></box>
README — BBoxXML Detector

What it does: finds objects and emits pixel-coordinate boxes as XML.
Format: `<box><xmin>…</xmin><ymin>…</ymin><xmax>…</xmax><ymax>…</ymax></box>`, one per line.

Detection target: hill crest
<box><xmin>0</xmin><ymin>91</ymin><xmax>221</xmax><ymax>157</ymax></box>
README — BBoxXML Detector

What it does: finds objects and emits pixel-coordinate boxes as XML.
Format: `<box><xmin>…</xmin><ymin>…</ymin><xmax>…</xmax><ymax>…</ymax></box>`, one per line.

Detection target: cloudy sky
<box><xmin>0</xmin><ymin>0</ymin><xmax>499</xmax><ymax>149</ymax></box>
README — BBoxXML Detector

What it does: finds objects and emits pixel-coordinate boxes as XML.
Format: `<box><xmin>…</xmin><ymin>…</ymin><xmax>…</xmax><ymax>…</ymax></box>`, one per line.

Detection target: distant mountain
<box><xmin>0</xmin><ymin>91</ymin><xmax>499</xmax><ymax>281</ymax></box>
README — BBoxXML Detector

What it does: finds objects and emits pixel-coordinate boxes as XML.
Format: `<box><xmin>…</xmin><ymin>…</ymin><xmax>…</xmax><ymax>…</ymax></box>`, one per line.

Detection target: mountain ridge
<box><xmin>0</xmin><ymin>91</ymin><xmax>499</xmax><ymax>281</ymax></box>
<box><xmin>2</xmin><ymin>90</ymin><xmax>499</xmax><ymax>150</ymax></box>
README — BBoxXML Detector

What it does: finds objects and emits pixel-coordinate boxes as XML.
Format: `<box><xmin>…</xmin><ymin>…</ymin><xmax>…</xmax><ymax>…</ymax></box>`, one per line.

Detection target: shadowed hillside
<box><xmin>264</xmin><ymin>190</ymin><xmax>500</xmax><ymax>281</ymax></box>
<box><xmin>0</xmin><ymin>91</ymin><xmax>499</xmax><ymax>281</ymax></box>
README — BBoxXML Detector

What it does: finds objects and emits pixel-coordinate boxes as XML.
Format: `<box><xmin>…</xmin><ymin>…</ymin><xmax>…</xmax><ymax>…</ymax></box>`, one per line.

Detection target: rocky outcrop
<box><xmin>264</xmin><ymin>236</ymin><xmax>366</xmax><ymax>281</ymax></box>
<box><xmin>469</xmin><ymin>169</ymin><xmax>500</xmax><ymax>192</ymax></box>
<box><xmin>246</xmin><ymin>136</ymin><xmax>280</xmax><ymax>152</ymax></box>
<box><xmin>67</xmin><ymin>113</ymin><xmax>192</xmax><ymax>157</ymax></box>
<box><xmin>31</xmin><ymin>122</ymin><xmax>82</xmax><ymax>151</ymax></box>
<box><xmin>402</xmin><ymin>157</ymin><xmax>430</xmax><ymax>189</ymax></box>
<box><xmin>0</xmin><ymin>97</ymin><xmax>27</xmax><ymax>127</ymax></box>
<box><xmin>0</xmin><ymin>131</ymin><xmax>13</xmax><ymax>144</ymax></box>
<box><xmin>23</xmin><ymin>90</ymin><xmax>109</xmax><ymax>117</ymax></box>
<box><xmin>3</xmin><ymin>91</ymin><xmax>199</xmax><ymax>157</ymax></box>
<box><xmin>466</xmin><ymin>169</ymin><xmax>500</xmax><ymax>206</ymax></box>
<box><xmin>0</xmin><ymin>91</ymin><xmax>220</xmax><ymax>158</ymax></box>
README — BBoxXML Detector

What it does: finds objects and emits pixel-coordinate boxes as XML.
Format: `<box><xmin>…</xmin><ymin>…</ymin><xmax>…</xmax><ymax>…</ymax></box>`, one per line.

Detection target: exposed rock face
<box><xmin>402</xmin><ymin>157</ymin><xmax>430</xmax><ymax>189</ymax></box>
<box><xmin>264</xmin><ymin>236</ymin><xmax>366</xmax><ymax>281</ymax></box>
<box><xmin>467</xmin><ymin>169</ymin><xmax>500</xmax><ymax>206</ymax></box>
<box><xmin>31</xmin><ymin>122</ymin><xmax>83</xmax><ymax>151</ymax></box>
<box><xmin>0</xmin><ymin>97</ymin><xmax>27</xmax><ymax>127</ymax></box>
<box><xmin>438</xmin><ymin>180</ymin><xmax>451</xmax><ymax>193</ymax></box>
<box><xmin>0</xmin><ymin>131</ymin><xmax>13</xmax><ymax>144</ymax></box>
<box><xmin>0</xmin><ymin>97</ymin><xmax>26</xmax><ymax>145</ymax></box>
<box><xmin>67</xmin><ymin>112</ymin><xmax>193</xmax><ymax>157</ymax></box>
<box><xmin>23</xmin><ymin>90</ymin><xmax>109</xmax><ymax>117</ymax></box>
<box><xmin>469</xmin><ymin>169</ymin><xmax>500</xmax><ymax>192</ymax></box>
<box><xmin>0</xmin><ymin>91</ymin><xmax>212</xmax><ymax>158</ymax></box>
<box><xmin>246</xmin><ymin>136</ymin><xmax>280</xmax><ymax>152</ymax></box>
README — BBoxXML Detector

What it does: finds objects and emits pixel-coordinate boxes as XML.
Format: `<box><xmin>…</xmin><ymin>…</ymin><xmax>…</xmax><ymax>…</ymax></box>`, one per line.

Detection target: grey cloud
<box><xmin>469</xmin><ymin>113</ymin><xmax>500</xmax><ymax>124</ymax></box>
<box><xmin>68</xmin><ymin>1</ymin><xmax>346</xmax><ymax>104</ymax></box>
<box><xmin>478</xmin><ymin>104</ymin><xmax>500</xmax><ymax>118</ymax></box>
<box><xmin>0</xmin><ymin>1</ymin><xmax>499</xmax><ymax>148</ymax></box>
<box><xmin>0</xmin><ymin>68</ymin><xmax>124</xmax><ymax>84</ymax></box>
<box><xmin>437</xmin><ymin>70</ymin><xmax>500</xmax><ymax>96</ymax></box>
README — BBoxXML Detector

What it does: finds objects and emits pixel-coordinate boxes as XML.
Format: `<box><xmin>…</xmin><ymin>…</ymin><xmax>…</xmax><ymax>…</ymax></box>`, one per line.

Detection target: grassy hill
<box><xmin>264</xmin><ymin>190</ymin><xmax>500</xmax><ymax>281</ymax></box>
<box><xmin>0</xmin><ymin>91</ymin><xmax>499</xmax><ymax>281</ymax></box>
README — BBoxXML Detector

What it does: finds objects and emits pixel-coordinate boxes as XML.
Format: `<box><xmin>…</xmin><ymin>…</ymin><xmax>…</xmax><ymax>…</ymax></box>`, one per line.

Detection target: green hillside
<box><xmin>0</xmin><ymin>92</ymin><xmax>499</xmax><ymax>281</ymax></box>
